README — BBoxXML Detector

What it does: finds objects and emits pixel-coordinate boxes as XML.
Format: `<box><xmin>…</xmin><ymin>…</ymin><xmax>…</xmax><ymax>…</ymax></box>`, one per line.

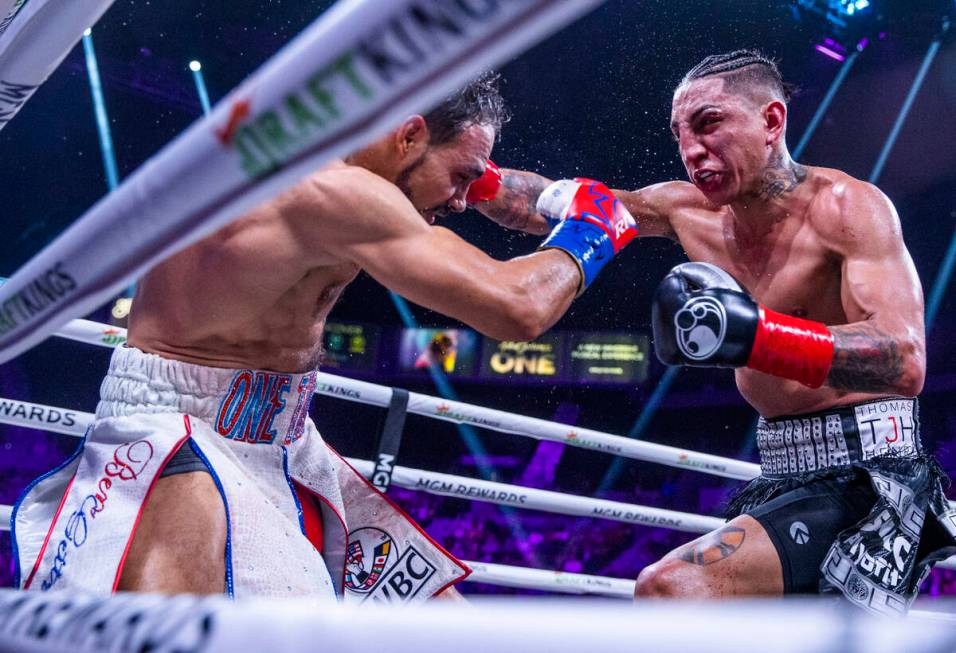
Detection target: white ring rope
<box><xmin>351</xmin><ymin>459</ymin><xmax>722</xmax><ymax>532</ymax></box>
<box><xmin>0</xmin><ymin>0</ymin><xmax>116</xmax><ymax>131</ymax></box>
<box><xmin>27</xmin><ymin>314</ymin><xmax>763</xmax><ymax>480</ymax></box>
<box><xmin>1</xmin><ymin>589</ymin><xmax>953</xmax><ymax>653</ymax></box>
<box><xmin>465</xmin><ymin>560</ymin><xmax>634</xmax><ymax>598</ymax></box>
<box><xmin>0</xmin><ymin>0</ymin><xmax>603</xmax><ymax>364</ymax></box>
<box><xmin>320</xmin><ymin>376</ymin><xmax>758</xmax><ymax>479</ymax></box>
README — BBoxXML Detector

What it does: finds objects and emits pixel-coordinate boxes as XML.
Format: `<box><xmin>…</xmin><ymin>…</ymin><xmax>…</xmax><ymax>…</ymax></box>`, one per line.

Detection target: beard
<box><xmin>395</xmin><ymin>151</ymin><xmax>428</xmax><ymax>208</ymax></box>
<box><xmin>395</xmin><ymin>151</ymin><xmax>452</xmax><ymax>218</ymax></box>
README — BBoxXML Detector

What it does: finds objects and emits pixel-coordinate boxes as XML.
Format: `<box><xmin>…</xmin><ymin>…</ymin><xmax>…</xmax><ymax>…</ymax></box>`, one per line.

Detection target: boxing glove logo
<box><xmin>674</xmin><ymin>297</ymin><xmax>726</xmax><ymax>361</ymax></box>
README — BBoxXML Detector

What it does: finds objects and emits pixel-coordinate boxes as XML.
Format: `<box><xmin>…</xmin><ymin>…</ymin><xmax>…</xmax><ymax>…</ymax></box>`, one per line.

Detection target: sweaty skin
<box><xmin>120</xmin><ymin>121</ymin><xmax>582</xmax><ymax>595</ymax></box>
<box><xmin>479</xmin><ymin>80</ymin><xmax>925</xmax><ymax>419</ymax></box>
<box><xmin>628</xmin><ymin>173</ymin><xmax>923</xmax><ymax>417</ymax></box>
<box><xmin>131</xmin><ymin>127</ymin><xmax>579</xmax><ymax>372</ymax></box>
<box><xmin>476</xmin><ymin>75</ymin><xmax>925</xmax><ymax>599</ymax></box>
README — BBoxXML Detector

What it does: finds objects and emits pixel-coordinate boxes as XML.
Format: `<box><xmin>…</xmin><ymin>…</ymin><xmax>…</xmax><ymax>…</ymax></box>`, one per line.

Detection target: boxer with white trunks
<box><xmin>11</xmin><ymin>73</ymin><xmax>638</xmax><ymax>601</ymax></box>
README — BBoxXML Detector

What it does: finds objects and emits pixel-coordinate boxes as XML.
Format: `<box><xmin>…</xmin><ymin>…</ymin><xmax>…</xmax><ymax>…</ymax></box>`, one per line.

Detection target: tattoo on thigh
<box><xmin>679</xmin><ymin>526</ymin><xmax>746</xmax><ymax>566</ymax></box>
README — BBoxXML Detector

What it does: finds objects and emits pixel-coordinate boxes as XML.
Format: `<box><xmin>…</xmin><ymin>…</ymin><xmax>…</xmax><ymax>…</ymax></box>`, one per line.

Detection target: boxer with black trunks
<box><xmin>474</xmin><ymin>50</ymin><xmax>956</xmax><ymax>613</ymax></box>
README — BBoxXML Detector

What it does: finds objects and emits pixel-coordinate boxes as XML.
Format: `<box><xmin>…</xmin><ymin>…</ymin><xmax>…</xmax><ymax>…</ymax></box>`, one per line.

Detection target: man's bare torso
<box><xmin>666</xmin><ymin>166</ymin><xmax>888</xmax><ymax>417</ymax></box>
<box><xmin>129</xmin><ymin>162</ymin><xmax>359</xmax><ymax>373</ymax></box>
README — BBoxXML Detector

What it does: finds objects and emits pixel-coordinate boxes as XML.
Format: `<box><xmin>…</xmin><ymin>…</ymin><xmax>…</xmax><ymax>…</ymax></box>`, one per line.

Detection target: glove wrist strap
<box><xmin>538</xmin><ymin>220</ymin><xmax>614</xmax><ymax>296</ymax></box>
<box><xmin>746</xmin><ymin>306</ymin><xmax>834</xmax><ymax>388</ymax></box>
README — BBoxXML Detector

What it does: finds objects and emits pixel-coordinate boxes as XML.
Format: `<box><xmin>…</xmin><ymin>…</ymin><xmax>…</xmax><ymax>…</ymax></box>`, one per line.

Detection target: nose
<box><xmin>449</xmin><ymin>191</ymin><xmax>467</xmax><ymax>213</ymax></box>
<box><xmin>680</xmin><ymin>134</ymin><xmax>707</xmax><ymax>166</ymax></box>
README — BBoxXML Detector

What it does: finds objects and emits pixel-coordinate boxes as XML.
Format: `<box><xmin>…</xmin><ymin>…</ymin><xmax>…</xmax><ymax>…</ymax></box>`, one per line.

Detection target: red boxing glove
<box><xmin>466</xmin><ymin>159</ymin><xmax>502</xmax><ymax>204</ymax></box>
<box><xmin>747</xmin><ymin>306</ymin><xmax>835</xmax><ymax>388</ymax></box>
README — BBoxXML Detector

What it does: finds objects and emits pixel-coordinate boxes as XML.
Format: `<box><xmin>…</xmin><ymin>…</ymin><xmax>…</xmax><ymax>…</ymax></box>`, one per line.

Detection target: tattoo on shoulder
<box><xmin>678</xmin><ymin>526</ymin><xmax>746</xmax><ymax>566</ymax></box>
<box><xmin>753</xmin><ymin>153</ymin><xmax>807</xmax><ymax>201</ymax></box>
<box><xmin>483</xmin><ymin>173</ymin><xmax>549</xmax><ymax>231</ymax></box>
<box><xmin>829</xmin><ymin>324</ymin><xmax>905</xmax><ymax>392</ymax></box>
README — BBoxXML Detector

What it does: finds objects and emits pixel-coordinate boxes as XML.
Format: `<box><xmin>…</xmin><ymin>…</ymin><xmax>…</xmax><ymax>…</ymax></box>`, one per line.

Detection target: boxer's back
<box><xmin>128</xmin><ymin>162</ymin><xmax>360</xmax><ymax>373</ymax></box>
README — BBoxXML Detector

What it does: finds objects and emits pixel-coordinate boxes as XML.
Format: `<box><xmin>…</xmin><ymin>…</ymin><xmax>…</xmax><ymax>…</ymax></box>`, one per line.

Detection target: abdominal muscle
<box><xmin>736</xmin><ymin>368</ymin><xmax>891</xmax><ymax>419</ymax></box>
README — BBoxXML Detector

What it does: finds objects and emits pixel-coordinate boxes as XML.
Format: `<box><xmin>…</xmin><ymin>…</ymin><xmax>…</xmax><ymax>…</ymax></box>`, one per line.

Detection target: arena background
<box><xmin>1</xmin><ymin>0</ymin><xmax>955</xmax><ymax>597</ymax></box>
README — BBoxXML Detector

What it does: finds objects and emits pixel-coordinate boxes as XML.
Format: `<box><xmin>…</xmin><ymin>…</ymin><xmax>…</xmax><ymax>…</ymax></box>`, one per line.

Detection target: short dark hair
<box><xmin>423</xmin><ymin>71</ymin><xmax>511</xmax><ymax>145</ymax></box>
<box><xmin>679</xmin><ymin>50</ymin><xmax>796</xmax><ymax>104</ymax></box>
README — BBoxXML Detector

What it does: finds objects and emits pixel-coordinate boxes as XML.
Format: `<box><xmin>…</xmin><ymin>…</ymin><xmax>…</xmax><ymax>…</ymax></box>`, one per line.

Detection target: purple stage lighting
<box><xmin>815</xmin><ymin>44</ymin><xmax>846</xmax><ymax>61</ymax></box>
<box><xmin>823</xmin><ymin>37</ymin><xmax>847</xmax><ymax>53</ymax></box>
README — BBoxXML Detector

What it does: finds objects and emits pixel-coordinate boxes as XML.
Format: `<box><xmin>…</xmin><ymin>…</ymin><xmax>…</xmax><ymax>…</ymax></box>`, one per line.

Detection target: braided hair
<box><xmin>679</xmin><ymin>50</ymin><xmax>796</xmax><ymax>104</ymax></box>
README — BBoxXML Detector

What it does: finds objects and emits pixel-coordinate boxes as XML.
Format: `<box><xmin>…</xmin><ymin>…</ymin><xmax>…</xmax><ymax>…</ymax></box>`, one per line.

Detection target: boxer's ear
<box><xmin>764</xmin><ymin>100</ymin><xmax>787</xmax><ymax>147</ymax></box>
<box><xmin>396</xmin><ymin>115</ymin><xmax>429</xmax><ymax>156</ymax></box>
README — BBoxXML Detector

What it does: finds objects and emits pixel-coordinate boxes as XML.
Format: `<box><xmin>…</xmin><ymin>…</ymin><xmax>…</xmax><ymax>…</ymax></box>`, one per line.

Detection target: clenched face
<box><xmin>396</xmin><ymin>124</ymin><xmax>495</xmax><ymax>224</ymax></box>
<box><xmin>671</xmin><ymin>77</ymin><xmax>777</xmax><ymax>205</ymax></box>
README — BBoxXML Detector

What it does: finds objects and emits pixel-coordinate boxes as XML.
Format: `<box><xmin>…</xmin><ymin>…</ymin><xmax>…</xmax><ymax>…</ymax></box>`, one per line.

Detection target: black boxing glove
<box><xmin>652</xmin><ymin>262</ymin><xmax>757</xmax><ymax>367</ymax></box>
<box><xmin>651</xmin><ymin>262</ymin><xmax>835</xmax><ymax>387</ymax></box>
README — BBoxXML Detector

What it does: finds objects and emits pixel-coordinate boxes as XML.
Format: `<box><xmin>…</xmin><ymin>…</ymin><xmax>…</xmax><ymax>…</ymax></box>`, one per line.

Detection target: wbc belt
<box><xmin>756</xmin><ymin>398</ymin><xmax>920</xmax><ymax>479</ymax></box>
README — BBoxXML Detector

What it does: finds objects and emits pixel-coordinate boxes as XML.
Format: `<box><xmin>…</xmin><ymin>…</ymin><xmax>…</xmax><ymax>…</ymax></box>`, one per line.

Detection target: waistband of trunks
<box><xmin>96</xmin><ymin>345</ymin><xmax>318</xmax><ymax>445</ymax></box>
<box><xmin>756</xmin><ymin>397</ymin><xmax>921</xmax><ymax>479</ymax></box>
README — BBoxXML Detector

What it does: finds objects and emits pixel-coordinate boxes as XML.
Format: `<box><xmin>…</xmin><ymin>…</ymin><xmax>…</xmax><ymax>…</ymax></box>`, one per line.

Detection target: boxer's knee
<box><xmin>635</xmin><ymin>558</ymin><xmax>699</xmax><ymax>598</ymax></box>
<box><xmin>117</xmin><ymin>471</ymin><xmax>227</xmax><ymax>594</ymax></box>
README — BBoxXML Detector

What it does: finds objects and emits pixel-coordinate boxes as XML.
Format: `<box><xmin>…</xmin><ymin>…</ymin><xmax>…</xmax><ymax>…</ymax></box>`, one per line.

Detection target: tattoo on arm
<box><xmin>828</xmin><ymin>323</ymin><xmax>905</xmax><ymax>392</ymax></box>
<box><xmin>678</xmin><ymin>526</ymin><xmax>746</xmax><ymax>566</ymax></box>
<box><xmin>479</xmin><ymin>171</ymin><xmax>550</xmax><ymax>233</ymax></box>
<box><xmin>752</xmin><ymin>153</ymin><xmax>807</xmax><ymax>201</ymax></box>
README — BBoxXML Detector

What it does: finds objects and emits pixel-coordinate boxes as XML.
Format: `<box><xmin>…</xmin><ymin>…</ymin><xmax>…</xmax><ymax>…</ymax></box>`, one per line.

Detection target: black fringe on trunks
<box><xmin>725</xmin><ymin>452</ymin><xmax>950</xmax><ymax>520</ymax></box>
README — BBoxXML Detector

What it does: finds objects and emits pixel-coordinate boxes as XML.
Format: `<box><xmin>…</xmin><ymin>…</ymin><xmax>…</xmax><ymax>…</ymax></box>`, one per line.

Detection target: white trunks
<box><xmin>11</xmin><ymin>346</ymin><xmax>468</xmax><ymax>602</ymax></box>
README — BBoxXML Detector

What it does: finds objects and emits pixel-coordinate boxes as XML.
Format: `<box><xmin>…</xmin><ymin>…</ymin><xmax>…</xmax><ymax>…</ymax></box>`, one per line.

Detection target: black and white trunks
<box><xmin>727</xmin><ymin>397</ymin><xmax>956</xmax><ymax>615</ymax></box>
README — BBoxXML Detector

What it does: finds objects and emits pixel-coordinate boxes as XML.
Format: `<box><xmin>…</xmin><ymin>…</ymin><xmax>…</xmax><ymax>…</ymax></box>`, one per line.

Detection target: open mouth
<box><xmin>694</xmin><ymin>170</ymin><xmax>722</xmax><ymax>190</ymax></box>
